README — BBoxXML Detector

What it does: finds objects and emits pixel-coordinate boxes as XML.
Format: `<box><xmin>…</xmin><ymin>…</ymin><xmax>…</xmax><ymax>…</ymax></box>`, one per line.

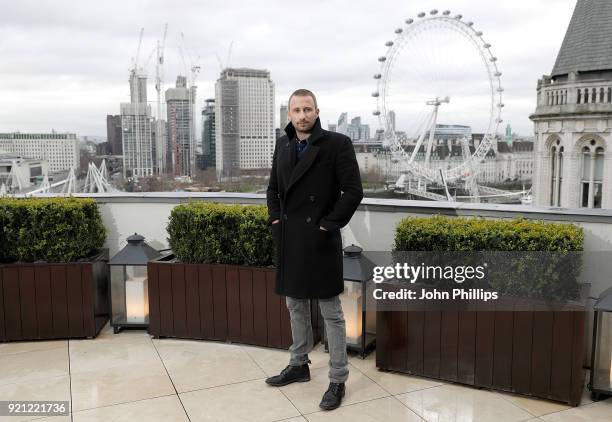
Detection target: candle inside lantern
<box><xmin>125</xmin><ymin>275</ymin><xmax>147</xmax><ymax>323</ymax></box>
<box><xmin>340</xmin><ymin>282</ymin><xmax>363</xmax><ymax>345</ymax></box>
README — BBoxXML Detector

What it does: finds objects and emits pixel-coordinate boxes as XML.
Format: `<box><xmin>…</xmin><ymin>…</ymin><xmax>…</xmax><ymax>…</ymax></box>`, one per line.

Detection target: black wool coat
<box><xmin>266</xmin><ymin>117</ymin><xmax>364</xmax><ymax>299</ymax></box>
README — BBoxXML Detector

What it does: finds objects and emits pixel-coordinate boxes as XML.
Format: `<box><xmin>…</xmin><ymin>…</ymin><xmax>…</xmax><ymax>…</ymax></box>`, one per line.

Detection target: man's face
<box><xmin>288</xmin><ymin>95</ymin><xmax>319</xmax><ymax>134</ymax></box>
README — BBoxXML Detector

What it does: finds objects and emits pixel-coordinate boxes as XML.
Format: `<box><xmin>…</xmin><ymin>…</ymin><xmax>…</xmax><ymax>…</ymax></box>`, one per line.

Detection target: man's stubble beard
<box><xmin>297</xmin><ymin>121</ymin><xmax>315</xmax><ymax>134</ymax></box>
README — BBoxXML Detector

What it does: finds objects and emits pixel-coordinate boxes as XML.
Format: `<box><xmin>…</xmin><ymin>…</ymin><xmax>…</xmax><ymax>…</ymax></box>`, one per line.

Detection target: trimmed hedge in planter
<box><xmin>0</xmin><ymin>197</ymin><xmax>106</xmax><ymax>263</ymax></box>
<box><xmin>0</xmin><ymin>198</ymin><xmax>109</xmax><ymax>341</ymax></box>
<box><xmin>377</xmin><ymin>215</ymin><xmax>586</xmax><ymax>406</ymax></box>
<box><xmin>150</xmin><ymin>202</ymin><xmax>322</xmax><ymax>348</ymax></box>
<box><xmin>394</xmin><ymin>216</ymin><xmax>583</xmax><ymax>301</ymax></box>
<box><xmin>167</xmin><ymin>202</ymin><xmax>274</xmax><ymax>266</ymax></box>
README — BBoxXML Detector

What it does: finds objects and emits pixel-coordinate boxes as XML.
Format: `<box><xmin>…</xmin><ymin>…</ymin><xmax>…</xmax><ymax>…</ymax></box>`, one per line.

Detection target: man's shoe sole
<box><xmin>265</xmin><ymin>376</ymin><xmax>310</xmax><ymax>387</ymax></box>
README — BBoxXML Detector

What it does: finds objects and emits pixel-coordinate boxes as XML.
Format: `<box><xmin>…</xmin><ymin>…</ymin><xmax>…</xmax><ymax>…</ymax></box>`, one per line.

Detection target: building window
<box><xmin>577</xmin><ymin>89</ymin><xmax>582</xmax><ymax>104</ymax></box>
<box><xmin>600</xmin><ymin>88</ymin><xmax>605</xmax><ymax>103</ymax></box>
<box><xmin>584</xmin><ymin>89</ymin><xmax>589</xmax><ymax>103</ymax></box>
<box><xmin>550</xmin><ymin>142</ymin><xmax>563</xmax><ymax>207</ymax></box>
<box><xmin>581</xmin><ymin>142</ymin><xmax>605</xmax><ymax>208</ymax></box>
<box><xmin>608</xmin><ymin>87</ymin><xmax>612</xmax><ymax>103</ymax></box>
<box><xmin>592</xmin><ymin>88</ymin><xmax>597</xmax><ymax>103</ymax></box>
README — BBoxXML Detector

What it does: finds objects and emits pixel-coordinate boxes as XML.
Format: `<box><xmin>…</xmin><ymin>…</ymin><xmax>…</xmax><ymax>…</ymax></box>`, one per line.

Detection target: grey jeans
<box><xmin>285</xmin><ymin>295</ymin><xmax>349</xmax><ymax>384</ymax></box>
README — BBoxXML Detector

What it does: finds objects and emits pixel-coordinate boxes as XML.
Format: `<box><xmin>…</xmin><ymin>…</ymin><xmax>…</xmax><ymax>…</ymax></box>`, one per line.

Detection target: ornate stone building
<box><xmin>530</xmin><ymin>0</ymin><xmax>612</xmax><ymax>208</ymax></box>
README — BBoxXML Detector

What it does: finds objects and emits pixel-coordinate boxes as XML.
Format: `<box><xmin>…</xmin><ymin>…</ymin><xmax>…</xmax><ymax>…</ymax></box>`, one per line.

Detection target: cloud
<box><xmin>0</xmin><ymin>0</ymin><xmax>577</xmax><ymax>136</ymax></box>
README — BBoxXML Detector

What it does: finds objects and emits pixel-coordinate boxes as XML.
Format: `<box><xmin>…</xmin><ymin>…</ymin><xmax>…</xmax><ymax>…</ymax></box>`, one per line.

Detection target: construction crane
<box><xmin>215</xmin><ymin>41</ymin><xmax>234</xmax><ymax>72</ymax></box>
<box><xmin>155</xmin><ymin>24</ymin><xmax>168</xmax><ymax>175</ymax></box>
<box><xmin>129</xmin><ymin>28</ymin><xmax>145</xmax><ymax>180</ymax></box>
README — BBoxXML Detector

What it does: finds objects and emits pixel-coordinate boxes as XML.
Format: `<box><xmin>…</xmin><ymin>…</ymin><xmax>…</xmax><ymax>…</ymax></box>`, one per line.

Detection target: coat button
<box><xmin>306</xmin><ymin>216</ymin><xmax>312</xmax><ymax>223</ymax></box>
<box><xmin>283</xmin><ymin>214</ymin><xmax>288</xmax><ymax>220</ymax></box>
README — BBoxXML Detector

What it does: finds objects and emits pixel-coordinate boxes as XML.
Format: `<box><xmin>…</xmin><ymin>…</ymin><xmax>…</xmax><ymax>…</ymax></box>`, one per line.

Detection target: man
<box><xmin>265</xmin><ymin>89</ymin><xmax>363</xmax><ymax>411</ymax></box>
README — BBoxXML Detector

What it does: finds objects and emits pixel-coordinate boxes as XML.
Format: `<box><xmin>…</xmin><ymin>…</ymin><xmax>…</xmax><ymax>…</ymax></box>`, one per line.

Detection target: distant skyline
<box><xmin>0</xmin><ymin>0</ymin><xmax>576</xmax><ymax>137</ymax></box>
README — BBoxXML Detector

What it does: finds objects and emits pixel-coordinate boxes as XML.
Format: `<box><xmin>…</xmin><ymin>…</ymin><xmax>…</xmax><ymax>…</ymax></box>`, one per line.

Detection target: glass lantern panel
<box><xmin>110</xmin><ymin>265</ymin><xmax>126</xmax><ymax>324</ymax></box>
<box><xmin>592</xmin><ymin>311</ymin><xmax>612</xmax><ymax>392</ymax></box>
<box><xmin>124</xmin><ymin>265</ymin><xmax>149</xmax><ymax>324</ymax></box>
<box><xmin>340</xmin><ymin>280</ymin><xmax>363</xmax><ymax>346</ymax></box>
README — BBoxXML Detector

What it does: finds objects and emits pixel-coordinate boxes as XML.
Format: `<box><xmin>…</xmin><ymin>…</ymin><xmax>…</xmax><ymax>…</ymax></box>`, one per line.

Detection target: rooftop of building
<box><xmin>220</xmin><ymin>67</ymin><xmax>271</xmax><ymax>79</ymax></box>
<box><xmin>0</xmin><ymin>132</ymin><xmax>77</xmax><ymax>140</ymax></box>
<box><xmin>552</xmin><ymin>0</ymin><xmax>612</xmax><ymax>77</ymax></box>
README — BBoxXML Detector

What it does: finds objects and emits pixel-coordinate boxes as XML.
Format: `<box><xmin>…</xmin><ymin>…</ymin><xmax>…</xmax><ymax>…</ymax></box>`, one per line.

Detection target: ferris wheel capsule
<box><xmin>378</xmin><ymin>56</ymin><xmax>387</xmax><ymax>62</ymax></box>
<box><xmin>372</xmin><ymin>92</ymin><xmax>380</xmax><ymax>97</ymax></box>
<box><xmin>418</xmin><ymin>12</ymin><xmax>426</xmax><ymax>18</ymax></box>
<box><xmin>497</xmin><ymin>87</ymin><xmax>504</xmax><ymax>92</ymax></box>
<box><xmin>498</xmin><ymin>103</ymin><xmax>505</xmax><ymax>108</ymax></box>
<box><xmin>430</xmin><ymin>9</ymin><xmax>438</xmax><ymax>15</ymax></box>
<box><xmin>466</xmin><ymin>21</ymin><xmax>474</xmax><ymax>26</ymax></box>
<box><xmin>454</xmin><ymin>14</ymin><xmax>462</xmax><ymax>19</ymax></box>
<box><xmin>385</xmin><ymin>41</ymin><xmax>394</xmax><ymax>46</ymax></box>
<box><xmin>405</xmin><ymin>18</ymin><xmax>414</xmax><ymax>24</ymax></box>
<box><xmin>443</xmin><ymin>10</ymin><xmax>451</xmax><ymax>16</ymax></box>
<box><xmin>476</xmin><ymin>31</ymin><xmax>483</xmax><ymax>36</ymax></box>
<box><xmin>395</xmin><ymin>28</ymin><xmax>403</xmax><ymax>34</ymax></box>
<box><xmin>497</xmin><ymin>118</ymin><xmax>503</xmax><ymax>123</ymax></box>
<box><xmin>494</xmin><ymin>71</ymin><xmax>502</xmax><ymax>77</ymax></box>
<box><xmin>373</xmin><ymin>73</ymin><xmax>382</xmax><ymax>79</ymax></box>
<box><xmin>483</xmin><ymin>43</ymin><xmax>491</xmax><ymax>48</ymax></box>
<box><xmin>373</xmin><ymin>110</ymin><xmax>381</xmax><ymax>116</ymax></box>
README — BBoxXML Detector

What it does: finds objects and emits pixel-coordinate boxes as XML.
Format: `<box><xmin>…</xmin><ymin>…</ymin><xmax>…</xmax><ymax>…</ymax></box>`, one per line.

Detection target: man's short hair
<box><xmin>288</xmin><ymin>89</ymin><xmax>318</xmax><ymax>108</ymax></box>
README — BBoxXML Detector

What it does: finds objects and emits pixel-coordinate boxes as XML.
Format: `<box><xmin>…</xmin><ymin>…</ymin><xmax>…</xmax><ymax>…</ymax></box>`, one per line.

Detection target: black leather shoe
<box><xmin>319</xmin><ymin>382</ymin><xmax>345</xmax><ymax>410</ymax></box>
<box><xmin>265</xmin><ymin>363</ymin><xmax>310</xmax><ymax>386</ymax></box>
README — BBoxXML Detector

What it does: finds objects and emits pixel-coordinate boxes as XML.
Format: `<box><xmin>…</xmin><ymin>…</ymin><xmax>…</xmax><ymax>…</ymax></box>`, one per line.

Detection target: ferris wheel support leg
<box><xmin>424</xmin><ymin>105</ymin><xmax>441</xmax><ymax>166</ymax></box>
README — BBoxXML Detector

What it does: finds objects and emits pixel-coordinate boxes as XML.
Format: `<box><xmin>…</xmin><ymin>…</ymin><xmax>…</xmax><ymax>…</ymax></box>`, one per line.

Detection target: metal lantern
<box><xmin>109</xmin><ymin>233</ymin><xmax>161</xmax><ymax>333</ymax></box>
<box><xmin>325</xmin><ymin>244</ymin><xmax>377</xmax><ymax>358</ymax></box>
<box><xmin>589</xmin><ymin>286</ymin><xmax>612</xmax><ymax>400</ymax></box>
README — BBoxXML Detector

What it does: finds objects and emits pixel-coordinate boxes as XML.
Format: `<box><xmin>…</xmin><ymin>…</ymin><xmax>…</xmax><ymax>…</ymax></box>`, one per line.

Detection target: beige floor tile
<box><xmin>540</xmin><ymin>399</ymin><xmax>612</xmax><ymax>421</ymax></box>
<box><xmin>278</xmin><ymin>417</ymin><xmax>308</xmax><ymax>422</ymax></box>
<box><xmin>70</xmin><ymin>361</ymin><xmax>175</xmax><ymax>411</ymax></box>
<box><xmin>0</xmin><ymin>340</ymin><xmax>67</xmax><ymax>357</ymax></box>
<box><xmin>497</xmin><ymin>392</ymin><xmax>571</xmax><ymax>417</ymax></box>
<box><xmin>349</xmin><ymin>352</ymin><xmax>443</xmax><ymax>395</ymax></box>
<box><xmin>180</xmin><ymin>379</ymin><xmax>300</xmax><ymax>422</ymax></box>
<box><xmin>397</xmin><ymin>384</ymin><xmax>533</xmax><ymax>422</ymax></box>
<box><xmin>240</xmin><ymin>343</ymin><xmax>329</xmax><ymax>376</ymax></box>
<box><xmin>153</xmin><ymin>338</ymin><xmax>266</xmax><ymax>392</ymax></box>
<box><xmin>280</xmin><ymin>364</ymin><xmax>389</xmax><ymax>414</ymax></box>
<box><xmin>365</xmin><ymin>370</ymin><xmax>444</xmax><ymax>396</ymax></box>
<box><xmin>21</xmin><ymin>416</ymin><xmax>71</xmax><ymax>422</ymax></box>
<box><xmin>347</xmin><ymin>351</ymin><xmax>378</xmax><ymax>373</ymax></box>
<box><xmin>304</xmin><ymin>396</ymin><xmax>423</xmax><ymax>422</ymax></box>
<box><xmin>0</xmin><ymin>375</ymin><xmax>70</xmax><ymax>422</ymax></box>
<box><xmin>73</xmin><ymin>394</ymin><xmax>188</xmax><ymax>422</ymax></box>
<box><xmin>69</xmin><ymin>336</ymin><xmax>161</xmax><ymax>373</ymax></box>
<box><xmin>0</xmin><ymin>347</ymin><xmax>69</xmax><ymax>386</ymax></box>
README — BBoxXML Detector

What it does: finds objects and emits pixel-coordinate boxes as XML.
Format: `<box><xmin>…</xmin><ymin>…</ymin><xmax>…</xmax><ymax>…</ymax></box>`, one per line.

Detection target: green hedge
<box><xmin>0</xmin><ymin>197</ymin><xmax>106</xmax><ymax>263</ymax></box>
<box><xmin>166</xmin><ymin>202</ymin><xmax>274</xmax><ymax>266</ymax></box>
<box><xmin>395</xmin><ymin>215</ymin><xmax>583</xmax><ymax>252</ymax></box>
<box><xmin>393</xmin><ymin>215</ymin><xmax>584</xmax><ymax>301</ymax></box>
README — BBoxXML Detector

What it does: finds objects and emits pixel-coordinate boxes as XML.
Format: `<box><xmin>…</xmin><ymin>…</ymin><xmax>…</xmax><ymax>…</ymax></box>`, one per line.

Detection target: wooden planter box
<box><xmin>0</xmin><ymin>250</ymin><xmax>110</xmax><ymax>342</ymax></box>
<box><xmin>376</xmin><ymin>288</ymin><xmax>585</xmax><ymax>406</ymax></box>
<box><xmin>147</xmin><ymin>255</ymin><xmax>322</xmax><ymax>349</ymax></box>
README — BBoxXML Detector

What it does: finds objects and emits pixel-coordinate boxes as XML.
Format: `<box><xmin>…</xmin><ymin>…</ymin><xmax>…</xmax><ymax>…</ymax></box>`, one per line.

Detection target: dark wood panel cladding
<box><xmin>376</xmin><ymin>293</ymin><xmax>586</xmax><ymax>406</ymax></box>
<box><xmin>0</xmin><ymin>251</ymin><xmax>109</xmax><ymax>342</ymax></box>
<box><xmin>147</xmin><ymin>258</ymin><xmax>321</xmax><ymax>350</ymax></box>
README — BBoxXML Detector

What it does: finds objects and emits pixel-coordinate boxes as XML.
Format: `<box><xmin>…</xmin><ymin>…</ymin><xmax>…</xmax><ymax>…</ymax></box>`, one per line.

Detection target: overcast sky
<box><xmin>0</xmin><ymin>0</ymin><xmax>577</xmax><ymax>138</ymax></box>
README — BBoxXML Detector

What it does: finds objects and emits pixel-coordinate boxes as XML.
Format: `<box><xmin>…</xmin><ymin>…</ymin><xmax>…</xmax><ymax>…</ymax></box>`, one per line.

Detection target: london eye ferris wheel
<box><xmin>372</xmin><ymin>9</ymin><xmax>509</xmax><ymax>200</ymax></box>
